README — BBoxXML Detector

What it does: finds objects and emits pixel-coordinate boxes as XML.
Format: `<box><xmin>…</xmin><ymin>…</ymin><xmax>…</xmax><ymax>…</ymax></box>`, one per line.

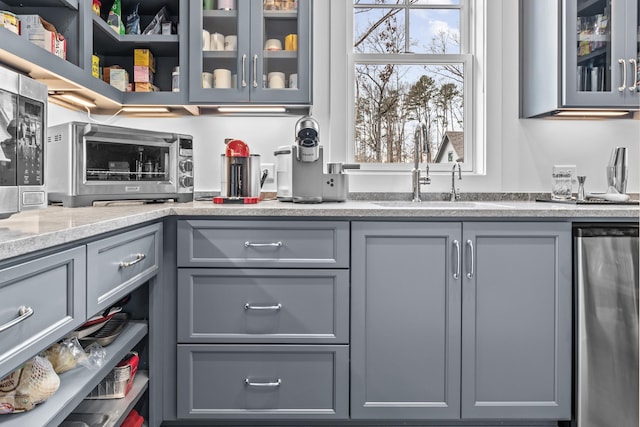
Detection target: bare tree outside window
<box><xmin>353</xmin><ymin>0</ymin><xmax>467</xmax><ymax>165</ymax></box>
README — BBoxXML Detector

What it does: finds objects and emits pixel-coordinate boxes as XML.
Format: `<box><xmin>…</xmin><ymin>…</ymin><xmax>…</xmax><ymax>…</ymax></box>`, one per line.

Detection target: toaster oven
<box><xmin>46</xmin><ymin>122</ymin><xmax>193</xmax><ymax>207</ymax></box>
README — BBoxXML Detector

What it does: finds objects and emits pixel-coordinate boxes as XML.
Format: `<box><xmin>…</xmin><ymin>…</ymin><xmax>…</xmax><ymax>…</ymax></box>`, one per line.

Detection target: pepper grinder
<box><xmin>577</xmin><ymin>176</ymin><xmax>586</xmax><ymax>201</ymax></box>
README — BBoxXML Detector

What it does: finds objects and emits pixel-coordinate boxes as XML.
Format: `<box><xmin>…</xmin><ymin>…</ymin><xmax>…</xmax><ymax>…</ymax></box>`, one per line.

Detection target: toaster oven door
<box><xmin>77</xmin><ymin>126</ymin><xmax>178</xmax><ymax>197</ymax></box>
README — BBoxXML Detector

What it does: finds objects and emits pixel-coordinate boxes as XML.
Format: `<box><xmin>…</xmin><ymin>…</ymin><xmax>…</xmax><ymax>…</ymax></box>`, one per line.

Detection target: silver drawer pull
<box><xmin>244</xmin><ymin>303</ymin><xmax>282</xmax><ymax>311</ymax></box>
<box><xmin>0</xmin><ymin>306</ymin><xmax>34</xmax><ymax>333</ymax></box>
<box><xmin>244</xmin><ymin>378</ymin><xmax>282</xmax><ymax>387</ymax></box>
<box><xmin>119</xmin><ymin>253</ymin><xmax>146</xmax><ymax>269</ymax></box>
<box><xmin>244</xmin><ymin>241</ymin><xmax>283</xmax><ymax>248</ymax></box>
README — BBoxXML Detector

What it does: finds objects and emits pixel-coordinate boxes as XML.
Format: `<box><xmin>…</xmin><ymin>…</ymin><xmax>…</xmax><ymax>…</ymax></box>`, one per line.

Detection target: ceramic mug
<box><xmin>214</xmin><ymin>68</ymin><xmax>232</xmax><ymax>88</ymax></box>
<box><xmin>289</xmin><ymin>73</ymin><xmax>298</xmax><ymax>89</ymax></box>
<box><xmin>285</xmin><ymin>34</ymin><xmax>297</xmax><ymax>51</ymax></box>
<box><xmin>202</xmin><ymin>72</ymin><xmax>213</xmax><ymax>88</ymax></box>
<box><xmin>268</xmin><ymin>71</ymin><xmax>285</xmax><ymax>89</ymax></box>
<box><xmin>202</xmin><ymin>29</ymin><xmax>211</xmax><ymax>50</ymax></box>
<box><xmin>224</xmin><ymin>35</ymin><xmax>237</xmax><ymax>51</ymax></box>
<box><xmin>210</xmin><ymin>32</ymin><xmax>225</xmax><ymax>51</ymax></box>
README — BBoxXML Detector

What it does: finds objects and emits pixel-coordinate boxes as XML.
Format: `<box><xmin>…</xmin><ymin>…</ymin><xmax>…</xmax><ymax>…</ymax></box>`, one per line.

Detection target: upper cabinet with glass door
<box><xmin>188</xmin><ymin>0</ymin><xmax>312</xmax><ymax>105</ymax></box>
<box><xmin>565</xmin><ymin>0</ymin><xmax>639</xmax><ymax>108</ymax></box>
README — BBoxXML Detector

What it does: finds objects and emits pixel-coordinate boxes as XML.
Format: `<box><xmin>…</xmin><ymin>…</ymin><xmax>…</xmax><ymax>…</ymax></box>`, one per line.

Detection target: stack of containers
<box><xmin>133</xmin><ymin>48</ymin><xmax>157</xmax><ymax>92</ymax></box>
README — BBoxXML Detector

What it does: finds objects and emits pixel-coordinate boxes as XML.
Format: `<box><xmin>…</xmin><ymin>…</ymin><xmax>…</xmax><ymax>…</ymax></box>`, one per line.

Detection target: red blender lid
<box><xmin>225</xmin><ymin>139</ymin><xmax>250</xmax><ymax>157</ymax></box>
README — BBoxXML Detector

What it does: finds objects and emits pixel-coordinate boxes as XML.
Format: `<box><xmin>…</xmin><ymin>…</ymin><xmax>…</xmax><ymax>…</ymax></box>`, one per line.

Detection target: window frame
<box><xmin>336</xmin><ymin>0</ymin><xmax>485</xmax><ymax>174</ymax></box>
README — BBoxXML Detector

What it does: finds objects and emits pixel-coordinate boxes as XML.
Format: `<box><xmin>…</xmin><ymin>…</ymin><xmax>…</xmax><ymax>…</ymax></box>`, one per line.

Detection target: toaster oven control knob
<box><xmin>179</xmin><ymin>159</ymin><xmax>193</xmax><ymax>173</ymax></box>
<box><xmin>180</xmin><ymin>175</ymin><xmax>194</xmax><ymax>188</ymax></box>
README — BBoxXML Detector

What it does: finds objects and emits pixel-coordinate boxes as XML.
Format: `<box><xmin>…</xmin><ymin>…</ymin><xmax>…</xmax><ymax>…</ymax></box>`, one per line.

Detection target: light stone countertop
<box><xmin>0</xmin><ymin>199</ymin><xmax>637</xmax><ymax>262</ymax></box>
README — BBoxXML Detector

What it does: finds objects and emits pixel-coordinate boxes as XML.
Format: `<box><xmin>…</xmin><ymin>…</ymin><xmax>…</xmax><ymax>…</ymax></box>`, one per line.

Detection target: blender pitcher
<box><xmin>607</xmin><ymin>147</ymin><xmax>628</xmax><ymax>194</ymax></box>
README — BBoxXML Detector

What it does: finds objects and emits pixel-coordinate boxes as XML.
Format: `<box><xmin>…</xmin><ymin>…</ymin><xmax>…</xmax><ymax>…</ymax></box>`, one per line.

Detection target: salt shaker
<box><xmin>577</xmin><ymin>176</ymin><xmax>586</xmax><ymax>201</ymax></box>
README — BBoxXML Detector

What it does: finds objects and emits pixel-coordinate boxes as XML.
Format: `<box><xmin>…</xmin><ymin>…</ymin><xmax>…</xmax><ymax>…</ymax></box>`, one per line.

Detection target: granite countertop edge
<box><xmin>0</xmin><ymin>198</ymin><xmax>637</xmax><ymax>262</ymax></box>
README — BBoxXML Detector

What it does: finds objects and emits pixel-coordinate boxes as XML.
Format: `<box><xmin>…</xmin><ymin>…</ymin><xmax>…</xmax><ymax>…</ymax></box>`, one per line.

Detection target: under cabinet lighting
<box><xmin>554</xmin><ymin>110</ymin><xmax>632</xmax><ymax>118</ymax></box>
<box><xmin>51</xmin><ymin>93</ymin><xmax>97</xmax><ymax>108</ymax></box>
<box><xmin>121</xmin><ymin>106</ymin><xmax>170</xmax><ymax>113</ymax></box>
<box><xmin>217</xmin><ymin>106</ymin><xmax>287</xmax><ymax>113</ymax></box>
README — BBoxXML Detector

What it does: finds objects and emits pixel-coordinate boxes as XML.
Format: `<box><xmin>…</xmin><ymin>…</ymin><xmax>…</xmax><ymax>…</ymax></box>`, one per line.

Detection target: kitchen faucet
<box><xmin>450</xmin><ymin>162</ymin><xmax>462</xmax><ymax>201</ymax></box>
<box><xmin>412</xmin><ymin>121</ymin><xmax>431</xmax><ymax>202</ymax></box>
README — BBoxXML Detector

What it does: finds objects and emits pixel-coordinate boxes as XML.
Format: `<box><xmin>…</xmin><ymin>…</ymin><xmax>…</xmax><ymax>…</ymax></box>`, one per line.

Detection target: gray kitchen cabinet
<box><xmin>460</xmin><ymin>222</ymin><xmax>572</xmax><ymax>420</ymax></box>
<box><xmin>86</xmin><ymin>222</ymin><xmax>161</xmax><ymax>316</ymax></box>
<box><xmin>175</xmin><ymin>219</ymin><xmax>349</xmax><ymax>421</ymax></box>
<box><xmin>351</xmin><ymin>221</ymin><xmax>572</xmax><ymax>422</ymax></box>
<box><xmin>177</xmin><ymin>268</ymin><xmax>349</xmax><ymax>344</ymax></box>
<box><xmin>350</xmin><ymin>221</ymin><xmax>462</xmax><ymax>420</ymax></box>
<box><xmin>0</xmin><ymin>222</ymin><xmax>163</xmax><ymax>427</ymax></box>
<box><xmin>0</xmin><ymin>0</ymin><xmax>188</xmax><ymax>110</ymax></box>
<box><xmin>0</xmin><ymin>246</ymin><xmax>86</xmax><ymax>380</ymax></box>
<box><xmin>177</xmin><ymin>344</ymin><xmax>349</xmax><ymax>419</ymax></box>
<box><xmin>521</xmin><ymin>0</ymin><xmax>640</xmax><ymax>117</ymax></box>
<box><xmin>188</xmin><ymin>0</ymin><xmax>312</xmax><ymax>105</ymax></box>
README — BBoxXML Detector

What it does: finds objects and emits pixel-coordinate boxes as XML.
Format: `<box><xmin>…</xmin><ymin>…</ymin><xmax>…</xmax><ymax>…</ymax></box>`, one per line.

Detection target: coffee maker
<box><xmin>291</xmin><ymin>116</ymin><xmax>323</xmax><ymax>203</ymax></box>
<box><xmin>215</xmin><ymin>139</ymin><xmax>261</xmax><ymax>204</ymax></box>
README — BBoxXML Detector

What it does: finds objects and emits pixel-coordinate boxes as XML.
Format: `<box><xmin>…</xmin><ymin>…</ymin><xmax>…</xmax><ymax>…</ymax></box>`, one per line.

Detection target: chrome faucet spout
<box><xmin>411</xmin><ymin>121</ymin><xmax>430</xmax><ymax>202</ymax></box>
<box><xmin>450</xmin><ymin>162</ymin><xmax>462</xmax><ymax>202</ymax></box>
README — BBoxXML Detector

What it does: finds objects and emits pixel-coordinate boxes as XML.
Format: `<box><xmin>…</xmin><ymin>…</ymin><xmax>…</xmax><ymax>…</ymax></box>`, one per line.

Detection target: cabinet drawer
<box><xmin>177</xmin><ymin>269</ymin><xmax>349</xmax><ymax>344</ymax></box>
<box><xmin>87</xmin><ymin>223</ymin><xmax>161</xmax><ymax>316</ymax></box>
<box><xmin>177</xmin><ymin>220</ymin><xmax>349</xmax><ymax>268</ymax></box>
<box><xmin>176</xmin><ymin>345</ymin><xmax>348</xmax><ymax>419</ymax></box>
<box><xmin>0</xmin><ymin>246</ymin><xmax>86</xmax><ymax>378</ymax></box>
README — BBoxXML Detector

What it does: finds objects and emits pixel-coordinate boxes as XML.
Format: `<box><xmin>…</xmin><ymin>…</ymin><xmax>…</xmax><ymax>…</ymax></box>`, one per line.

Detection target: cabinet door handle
<box><xmin>241</xmin><ymin>54</ymin><xmax>247</xmax><ymax>88</ymax></box>
<box><xmin>629</xmin><ymin>59</ymin><xmax>638</xmax><ymax>92</ymax></box>
<box><xmin>618</xmin><ymin>59</ymin><xmax>627</xmax><ymax>92</ymax></box>
<box><xmin>244</xmin><ymin>241</ymin><xmax>283</xmax><ymax>248</ymax></box>
<box><xmin>119</xmin><ymin>253</ymin><xmax>146</xmax><ymax>269</ymax></box>
<box><xmin>253</xmin><ymin>54</ymin><xmax>258</xmax><ymax>88</ymax></box>
<box><xmin>465</xmin><ymin>240</ymin><xmax>474</xmax><ymax>279</ymax></box>
<box><xmin>245</xmin><ymin>378</ymin><xmax>282</xmax><ymax>387</ymax></box>
<box><xmin>244</xmin><ymin>303</ymin><xmax>282</xmax><ymax>311</ymax></box>
<box><xmin>0</xmin><ymin>306</ymin><xmax>34</xmax><ymax>333</ymax></box>
<box><xmin>453</xmin><ymin>240</ymin><xmax>461</xmax><ymax>280</ymax></box>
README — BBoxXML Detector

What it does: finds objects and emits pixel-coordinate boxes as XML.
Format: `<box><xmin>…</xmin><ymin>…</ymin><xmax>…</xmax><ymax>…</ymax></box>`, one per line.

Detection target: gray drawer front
<box><xmin>177</xmin><ymin>269</ymin><xmax>349</xmax><ymax>344</ymax></box>
<box><xmin>176</xmin><ymin>345</ymin><xmax>349</xmax><ymax>419</ymax></box>
<box><xmin>0</xmin><ymin>246</ymin><xmax>86</xmax><ymax>378</ymax></box>
<box><xmin>86</xmin><ymin>223</ymin><xmax>161</xmax><ymax>316</ymax></box>
<box><xmin>177</xmin><ymin>220</ymin><xmax>349</xmax><ymax>268</ymax></box>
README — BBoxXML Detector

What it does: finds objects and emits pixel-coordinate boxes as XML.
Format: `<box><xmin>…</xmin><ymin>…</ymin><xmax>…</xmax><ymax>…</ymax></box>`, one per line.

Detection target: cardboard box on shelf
<box><xmin>135</xmin><ymin>82</ymin><xmax>159</xmax><ymax>92</ymax></box>
<box><xmin>102</xmin><ymin>65</ymin><xmax>124</xmax><ymax>84</ymax></box>
<box><xmin>133</xmin><ymin>65</ymin><xmax>154</xmax><ymax>83</ymax></box>
<box><xmin>91</xmin><ymin>55</ymin><xmax>100</xmax><ymax>79</ymax></box>
<box><xmin>18</xmin><ymin>14</ymin><xmax>66</xmax><ymax>59</ymax></box>
<box><xmin>109</xmin><ymin>69</ymin><xmax>129</xmax><ymax>91</ymax></box>
<box><xmin>133</xmin><ymin>49</ymin><xmax>155</xmax><ymax>72</ymax></box>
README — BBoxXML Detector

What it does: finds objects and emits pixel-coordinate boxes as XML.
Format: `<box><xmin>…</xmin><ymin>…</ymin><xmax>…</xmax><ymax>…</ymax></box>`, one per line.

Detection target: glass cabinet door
<box><xmin>189</xmin><ymin>0</ymin><xmax>311</xmax><ymax>105</ymax></box>
<box><xmin>565</xmin><ymin>0</ymin><xmax>637</xmax><ymax>107</ymax></box>
<box><xmin>249</xmin><ymin>0</ymin><xmax>311</xmax><ymax>103</ymax></box>
<box><xmin>189</xmin><ymin>1</ymin><xmax>251</xmax><ymax>103</ymax></box>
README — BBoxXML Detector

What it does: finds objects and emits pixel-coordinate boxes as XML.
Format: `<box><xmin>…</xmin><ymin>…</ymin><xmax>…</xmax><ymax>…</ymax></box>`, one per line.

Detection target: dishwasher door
<box><xmin>575</xmin><ymin>225</ymin><xmax>639</xmax><ymax>427</ymax></box>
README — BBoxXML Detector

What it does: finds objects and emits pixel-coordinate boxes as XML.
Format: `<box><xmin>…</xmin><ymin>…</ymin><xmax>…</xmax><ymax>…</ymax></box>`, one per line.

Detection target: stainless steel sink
<box><xmin>371</xmin><ymin>201</ymin><xmax>510</xmax><ymax>209</ymax></box>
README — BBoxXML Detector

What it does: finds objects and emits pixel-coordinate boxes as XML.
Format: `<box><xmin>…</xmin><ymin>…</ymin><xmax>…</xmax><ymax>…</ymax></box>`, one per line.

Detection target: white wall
<box><xmin>48</xmin><ymin>0</ymin><xmax>639</xmax><ymax>195</ymax></box>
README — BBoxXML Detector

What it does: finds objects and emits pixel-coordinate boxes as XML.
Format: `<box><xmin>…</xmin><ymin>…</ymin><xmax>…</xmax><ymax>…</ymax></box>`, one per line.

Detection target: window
<box><xmin>346</xmin><ymin>0</ymin><xmax>481</xmax><ymax>172</ymax></box>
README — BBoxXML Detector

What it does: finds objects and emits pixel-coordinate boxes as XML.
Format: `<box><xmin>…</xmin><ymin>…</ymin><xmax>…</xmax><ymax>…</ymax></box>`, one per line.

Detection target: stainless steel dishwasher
<box><xmin>574</xmin><ymin>225</ymin><xmax>639</xmax><ymax>427</ymax></box>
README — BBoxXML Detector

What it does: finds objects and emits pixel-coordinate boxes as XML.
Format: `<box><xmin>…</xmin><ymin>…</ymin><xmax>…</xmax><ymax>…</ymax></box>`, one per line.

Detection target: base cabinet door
<box><xmin>350</xmin><ymin>221</ymin><xmax>462</xmax><ymax>420</ymax></box>
<box><xmin>176</xmin><ymin>344</ymin><xmax>349</xmax><ymax>419</ymax></box>
<box><xmin>460</xmin><ymin>222</ymin><xmax>572</xmax><ymax>420</ymax></box>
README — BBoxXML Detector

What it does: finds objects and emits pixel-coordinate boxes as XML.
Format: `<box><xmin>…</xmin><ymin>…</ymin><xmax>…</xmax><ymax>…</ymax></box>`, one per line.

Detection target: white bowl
<box><xmin>264</xmin><ymin>38</ymin><xmax>282</xmax><ymax>51</ymax></box>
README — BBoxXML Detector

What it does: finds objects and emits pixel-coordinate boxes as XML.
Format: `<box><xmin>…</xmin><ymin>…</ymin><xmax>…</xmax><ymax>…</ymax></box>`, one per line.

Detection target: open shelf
<box><xmin>0</xmin><ymin>321</ymin><xmax>148</xmax><ymax>427</ymax></box>
<box><xmin>64</xmin><ymin>371</ymin><xmax>149</xmax><ymax>427</ymax></box>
